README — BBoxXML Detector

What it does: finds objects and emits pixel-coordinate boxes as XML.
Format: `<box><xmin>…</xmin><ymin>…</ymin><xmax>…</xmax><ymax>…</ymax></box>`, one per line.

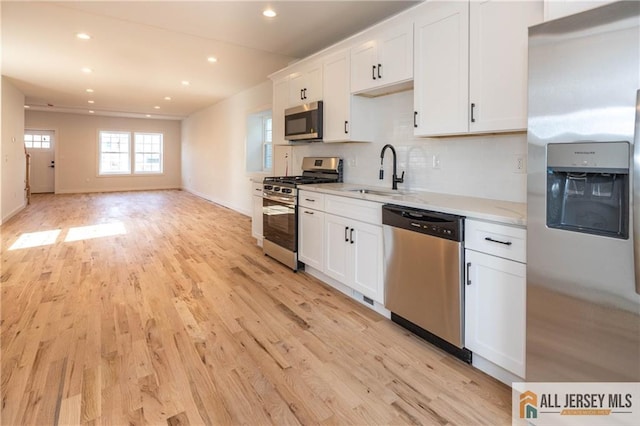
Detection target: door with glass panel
<box><xmin>24</xmin><ymin>130</ymin><xmax>55</xmax><ymax>193</ymax></box>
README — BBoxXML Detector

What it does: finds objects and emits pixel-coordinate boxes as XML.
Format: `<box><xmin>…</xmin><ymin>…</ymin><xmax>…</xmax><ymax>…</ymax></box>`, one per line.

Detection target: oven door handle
<box><xmin>263</xmin><ymin>193</ymin><xmax>296</xmax><ymax>205</ymax></box>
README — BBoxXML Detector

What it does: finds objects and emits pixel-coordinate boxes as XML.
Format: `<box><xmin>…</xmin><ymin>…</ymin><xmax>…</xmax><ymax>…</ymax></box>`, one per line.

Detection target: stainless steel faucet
<box><xmin>379</xmin><ymin>144</ymin><xmax>405</xmax><ymax>190</ymax></box>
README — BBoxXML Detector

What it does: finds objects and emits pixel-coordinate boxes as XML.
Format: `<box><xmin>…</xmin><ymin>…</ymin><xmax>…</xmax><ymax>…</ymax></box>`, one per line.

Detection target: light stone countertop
<box><xmin>299</xmin><ymin>183</ymin><xmax>527</xmax><ymax>227</ymax></box>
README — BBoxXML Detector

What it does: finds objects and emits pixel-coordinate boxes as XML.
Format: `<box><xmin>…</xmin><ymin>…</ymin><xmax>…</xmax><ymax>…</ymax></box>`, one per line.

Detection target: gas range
<box><xmin>262</xmin><ymin>157</ymin><xmax>342</xmax><ymax>270</ymax></box>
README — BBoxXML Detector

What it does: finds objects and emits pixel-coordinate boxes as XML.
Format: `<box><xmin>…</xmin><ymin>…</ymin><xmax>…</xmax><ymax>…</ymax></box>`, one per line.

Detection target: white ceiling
<box><xmin>1</xmin><ymin>1</ymin><xmax>419</xmax><ymax>120</ymax></box>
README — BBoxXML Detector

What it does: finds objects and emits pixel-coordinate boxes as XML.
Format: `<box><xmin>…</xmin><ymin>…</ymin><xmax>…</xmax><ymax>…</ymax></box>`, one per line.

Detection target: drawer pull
<box><xmin>484</xmin><ymin>237</ymin><xmax>512</xmax><ymax>246</ymax></box>
<box><xmin>466</xmin><ymin>262</ymin><xmax>472</xmax><ymax>285</ymax></box>
<box><xmin>304</xmin><ymin>210</ymin><xmax>314</xmax><ymax>215</ymax></box>
<box><xmin>305</xmin><ymin>198</ymin><xmax>316</xmax><ymax>202</ymax></box>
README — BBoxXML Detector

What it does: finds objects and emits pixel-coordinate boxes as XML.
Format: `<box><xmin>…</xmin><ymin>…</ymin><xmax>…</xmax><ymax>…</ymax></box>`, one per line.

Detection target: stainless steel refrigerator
<box><xmin>527</xmin><ymin>1</ymin><xmax>640</xmax><ymax>382</ymax></box>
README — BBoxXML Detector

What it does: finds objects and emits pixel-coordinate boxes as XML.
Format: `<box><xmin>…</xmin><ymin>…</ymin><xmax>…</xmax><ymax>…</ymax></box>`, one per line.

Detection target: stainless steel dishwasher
<box><xmin>382</xmin><ymin>204</ymin><xmax>471</xmax><ymax>363</ymax></box>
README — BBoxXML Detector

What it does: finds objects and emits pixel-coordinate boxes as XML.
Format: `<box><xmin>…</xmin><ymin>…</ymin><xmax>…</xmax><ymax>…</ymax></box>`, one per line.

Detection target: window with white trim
<box><xmin>263</xmin><ymin>117</ymin><xmax>273</xmax><ymax>171</ymax></box>
<box><xmin>24</xmin><ymin>132</ymin><xmax>52</xmax><ymax>149</ymax></box>
<box><xmin>98</xmin><ymin>131</ymin><xmax>164</xmax><ymax>176</ymax></box>
<box><xmin>134</xmin><ymin>133</ymin><xmax>163</xmax><ymax>173</ymax></box>
<box><xmin>246</xmin><ymin>110</ymin><xmax>272</xmax><ymax>173</ymax></box>
<box><xmin>99</xmin><ymin>131</ymin><xmax>131</xmax><ymax>175</ymax></box>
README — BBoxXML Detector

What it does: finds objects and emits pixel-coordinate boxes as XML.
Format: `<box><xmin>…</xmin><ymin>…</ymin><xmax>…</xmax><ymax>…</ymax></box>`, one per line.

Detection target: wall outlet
<box><xmin>514</xmin><ymin>155</ymin><xmax>526</xmax><ymax>174</ymax></box>
<box><xmin>432</xmin><ymin>154</ymin><xmax>441</xmax><ymax>169</ymax></box>
<box><xmin>347</xmin><ymin>157</ymin><xmax>357</xmax><ymax>167</ymax></box>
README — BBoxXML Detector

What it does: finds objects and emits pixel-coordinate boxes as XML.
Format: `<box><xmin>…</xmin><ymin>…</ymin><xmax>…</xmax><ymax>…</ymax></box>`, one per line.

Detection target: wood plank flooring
<box><xmin>1</xmin><ymin>190</ymin><xmax>512</xmax><ymax>425</ymax></box>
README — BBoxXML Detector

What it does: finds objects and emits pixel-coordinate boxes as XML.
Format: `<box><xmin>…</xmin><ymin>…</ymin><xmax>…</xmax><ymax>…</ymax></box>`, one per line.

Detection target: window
<box><xmin>263</xmin><ymin>117</ymin><xmax>273</xmax><ymax>171</ymax></box>
<box><xmin>246</xmin><ymin>110</ymin><xmax>272</xmax><ymax>173</ymax></box>
<box><xmin>98</xmin><ymin>131</ymin><xmax>164</xmax><ymax>176</ymax></box>
<box><xmin>24</xmin><ymin>132</ymin><xmax>52</xmax><ymax>149</ymax></box>
<box><xmin>134</xmin><ymin>133</ymin><xmax>163</xmax><ymax>173</ymax></box>
<box><xmin>99</xmin><ymin>131</ymin><xmax>131</xmax><ymax>175</ymax></box>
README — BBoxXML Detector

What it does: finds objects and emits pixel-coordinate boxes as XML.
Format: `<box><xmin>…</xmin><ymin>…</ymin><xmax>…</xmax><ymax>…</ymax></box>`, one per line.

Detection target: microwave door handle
<box><xmin>633</xmin><ymin>89</ymin><xmax>640</xmax><ymax>295</ymax></box>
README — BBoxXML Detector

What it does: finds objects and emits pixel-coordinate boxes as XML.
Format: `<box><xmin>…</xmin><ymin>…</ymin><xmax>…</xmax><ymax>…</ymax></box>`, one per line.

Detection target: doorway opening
<box><xmin>24</xmin><ymin>129</ymin><xmax>55</xmax><ymax>193</ymax></box>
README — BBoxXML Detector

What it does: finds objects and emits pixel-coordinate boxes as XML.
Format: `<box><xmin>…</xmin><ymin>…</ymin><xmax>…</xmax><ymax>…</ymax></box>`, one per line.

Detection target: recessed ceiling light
<box><xmin>24</xmin><ymin>105</ymin><xmax>30</xmax><ymax>109</ymax></box>
<box><xmin>207</xmin><ymin>56</ymin><xmax>218</xmax><ymax>63</ymax></box>
<box><xmin>76</xmin><ymin>33</ymin><xmax>91</xmax><ymax>40</ymax></box>
<box><xmin>88</xmin><ymin>100</ymin><xmax>95</xmax><ymax>104</ymax></box>
<box><xmin>164</xmin><ymin>96</ymin><xmax>172</xmax><ymax>101</ymax></box>
<box><xmin>181</xmin><ymin>80</ymin><xmax>190</xmax><ymax>86</ymax></box>
<box><xmin>154</xmin><ymin>106</ymin><xmax>160</xmax><ymax>109</ymax></box>
<box><xmin>146</xmin><ymin>114</ymin><xmax>152</xmax><ymax>118</ymax></box>
<box><xmin>86</xmin><ymin>88</ymin><xmax>94</xmax><ymax>93</ymax></box>
<box><xmin>263</xmin><ymin>9</ymin><xmax>277</xmax><ymax>18</ymax></box>
<box><xmin>89</xmin><ymin>110</ymin><xmax>95</xmax><ymax>114</ymax></box>
<box><xmin>81</xmin><ymin>67</ymin><xmax>92</xmax><ymax>74</ymax></box>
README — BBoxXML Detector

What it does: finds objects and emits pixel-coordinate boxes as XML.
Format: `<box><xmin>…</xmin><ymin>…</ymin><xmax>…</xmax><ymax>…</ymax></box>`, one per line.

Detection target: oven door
<box><xmin>263</xmin><ymin>194</ymin><xmax>297</xmax><ymax>251</ymax></box>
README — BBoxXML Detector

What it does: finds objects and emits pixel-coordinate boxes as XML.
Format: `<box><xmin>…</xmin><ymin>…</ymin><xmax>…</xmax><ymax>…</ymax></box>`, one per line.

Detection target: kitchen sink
<box><xmin>346</xmin><ymin>188</ymin><xmax>411</xmax><ymax>197</ymax></box>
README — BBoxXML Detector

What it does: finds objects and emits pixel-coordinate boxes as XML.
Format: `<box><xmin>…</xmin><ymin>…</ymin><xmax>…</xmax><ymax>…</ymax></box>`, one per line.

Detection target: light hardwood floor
<box><xmin>1</xmin><ymin>190</ymin><xmax>511</xmax><ymax>425</ymax></box>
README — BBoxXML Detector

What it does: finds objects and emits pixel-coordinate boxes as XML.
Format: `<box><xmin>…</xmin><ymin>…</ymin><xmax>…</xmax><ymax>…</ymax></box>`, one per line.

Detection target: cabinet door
<box><xmin>298</xmin><ymin>208</ymin><xmax>325</xmax><ymax>271</ymax></box>
<box><xmin>272</xmin><ymin>77</ymin><xmax>289</xmax><ymax>145</ymax></box>
<box><xmin>350</xmin><ymin>40</ymin><xmax>377</xmax><ymax>94</ymax></box>
<box><xmin>351</xmin><ymin>222</ymin><xmax>384</xmax><ymax>304</ymax></box>
<box><xmin>252</xmin><ymin>195</ymin><xmax>263</xmax><ymax>240</ymax></box>
<box><xmin>304</xmin><ymin>65</ymin><xmax>323</xmax><ymax>103</ymax></box>
<box><xmin>469</xmin><ymin>0</ymin><xmax>542</xmax><ymax>133</ymax></box>
<box><xmin>324</xmin><ymin>214</ymin><xmax>351</xmax><ymax>284</ymax></box>
<box><xmin>377</xmin><ymin>23</ymin><xmax>414</xmax><ymax>87</ymax></box>
<box><xmin>289</xmin><ymin>64</ymin><xmax>323</xmax><ymax>106</ymax></box>
<box><xmin>465</xmin><ymin>249</ymin><xmax>526</xmax><ymax>378</ymax></box>
<box><xmin>414</xmin><ymin>1</ymin><xmax>469</xmax><ymax>136</ymax></box>
<box><xmin>289</xmin><ymin>71</ymin><xmax>306</xmax><ymax>105</ymax></box>
<box><xmin>323</xmin><ymin>51</ymin><xmax>350</xmax><ymax>142</ymax></box>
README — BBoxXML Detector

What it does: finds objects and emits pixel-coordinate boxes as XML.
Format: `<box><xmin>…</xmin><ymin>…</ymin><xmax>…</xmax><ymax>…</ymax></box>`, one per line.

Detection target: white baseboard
<box><xmin>181</xmin><ymin>187</ymin><xmax>252</xmax><ymax>217</ymax></box>
<box><xmin>55</xmin><ymin>185</ymin><xmax>181</xmax><ymax>195</ymax></box>
<box><xmin>1</xmin><ymin>201</ymin><xmax>27</xmax><ymax>224</ymax></box>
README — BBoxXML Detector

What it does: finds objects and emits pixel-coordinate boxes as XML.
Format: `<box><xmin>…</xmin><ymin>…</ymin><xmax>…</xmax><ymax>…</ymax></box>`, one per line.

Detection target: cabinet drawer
<box><xmin>252</xmin><ymin>182</ymin><xmax>263</xmax><ymax>197</ymax></box>
<box><xmin>325</xmin><ymin>195</ymin><xmax>382</xmax><ymax>225</ymax></box>
<box><xmin>465</xmin><ymin>219</ymin><xmax>526</xmax><ymax>263</ymax></box>
<box><xmin>299</xmin><ymin>190</ymin><xmax>325</xmax><ymax>210</ymax></box>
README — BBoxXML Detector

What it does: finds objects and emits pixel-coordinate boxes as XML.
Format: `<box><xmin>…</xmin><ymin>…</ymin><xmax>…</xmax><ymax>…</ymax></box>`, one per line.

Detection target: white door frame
<box><xmin>25</xmin><ymin>128</ymin><xmax>58</xmax><ymax>194</ymax></box>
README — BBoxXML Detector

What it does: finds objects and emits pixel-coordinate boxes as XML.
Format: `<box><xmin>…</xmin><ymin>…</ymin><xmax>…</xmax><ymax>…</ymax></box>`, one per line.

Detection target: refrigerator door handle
<box><xmin>633</xmin><ymin>89</ymin><xmax>640</xmax><ymax>295</ymax></box>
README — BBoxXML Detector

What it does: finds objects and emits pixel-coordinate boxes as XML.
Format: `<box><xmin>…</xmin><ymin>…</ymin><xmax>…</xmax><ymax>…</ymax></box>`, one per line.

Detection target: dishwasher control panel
<box><xmin>382</xmin><ymin>204</ymin><xmax>464</xmax><ymax>242</ymax></box>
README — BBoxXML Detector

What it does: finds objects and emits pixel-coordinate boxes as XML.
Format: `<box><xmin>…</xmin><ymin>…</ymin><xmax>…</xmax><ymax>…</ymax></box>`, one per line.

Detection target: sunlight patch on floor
<box><xmin>64</xmin><ymin>222</ymin><xmax>127</xmax><ymax>242</ymax></box>
<box><xmin>9</xmin><ymin>229</ymin><xmax>62</xmax><ymax>250</ymax></box>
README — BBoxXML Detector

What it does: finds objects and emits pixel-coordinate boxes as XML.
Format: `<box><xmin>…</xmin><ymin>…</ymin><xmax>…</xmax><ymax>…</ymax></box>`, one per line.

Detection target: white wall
<box><xmin>25</xmin><ymin>111</ymin><xmax>181</xmax><ymax>194</ymax></box>
<box><xmin>181</xmin><ymin>80</ymin><xmax>272</xmax><ymax>216</ymax></box>
<box><xmin>1</xmin><ymin>76</ymin><xmax>26</xmax><ymax>223</ymax></box>
<box><xmin>287</xmin><ymin>90</ymin><xmax>527</xmax><ymax>203</ymax></box>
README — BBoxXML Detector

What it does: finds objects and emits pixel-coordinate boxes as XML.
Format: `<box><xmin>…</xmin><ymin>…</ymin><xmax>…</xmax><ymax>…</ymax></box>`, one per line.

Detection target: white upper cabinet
<box><xmin>414</xmin><ymin>0</ymin><xmax>542</xmax><ymax>137</ymax></box>
<box><xmin>414</xmin><ymin>1</ymin><xmax>469</xmax><ymax>136</ymax></box>
<box><xmin>288</xmin><ymin>62</ymin><xmax>323</xmax><ymax>106</ymax></box>
<box><xmin>469</xmin><ymin>0</ymin><xmax>543</xmax><ymax>133</ymax></box>
<box><xmin>544</xmin><ymin>0</ymin><xmax>614</xmax><ymax>21</ymax></box>
<box><xmin>350</xmin><ymin>22</ymin><xmax>414</xmax><ymax>95</ymax></box>
<box><xmin>323</xmin><ymin>50</ymin><xmax>374</xmax><ymax>143</ymax></box>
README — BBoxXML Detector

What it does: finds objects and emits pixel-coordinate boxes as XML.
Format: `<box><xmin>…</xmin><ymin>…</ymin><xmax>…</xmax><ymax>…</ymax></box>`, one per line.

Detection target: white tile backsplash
<box><xmin>290</xmin><ymin>90</ymin><xmax>527</xmax><ymax>203</ymax></box>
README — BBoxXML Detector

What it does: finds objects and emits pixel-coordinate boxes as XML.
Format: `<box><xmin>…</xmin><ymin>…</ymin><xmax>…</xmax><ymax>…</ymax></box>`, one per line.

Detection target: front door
<box><xmin>25</xmin><ymin>130</ymin><xmax>55</xmax><ymax>193</ymax></box>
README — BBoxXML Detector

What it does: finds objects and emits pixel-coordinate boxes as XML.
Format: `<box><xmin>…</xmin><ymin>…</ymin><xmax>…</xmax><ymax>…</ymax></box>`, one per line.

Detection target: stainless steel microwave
<box><xmin>284</xmin><ymin>101</ymin><xmax>323</xmax><ymax>141</ymax></box>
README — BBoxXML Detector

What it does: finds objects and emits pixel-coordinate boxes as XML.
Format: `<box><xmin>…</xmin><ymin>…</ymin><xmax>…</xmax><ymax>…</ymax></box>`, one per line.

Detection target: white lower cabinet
<box><xmin>324</xmin><ymin>213</ymin><xmax>384</xmax><ymax>304</ymax></box>
<box><xmin>298</xmin><ymin>192</ymin><xmax>384</xmax><ymax>305</ymax></box>
<box><xmin>251</xmin><ymin>182</ymin><xmax>263</xmax><ymax>244</ymax></box>
<box><xmin>464</xmin><ymin>219</ymin><xmax>527</xmax><ymax>379</ymax></box>
<box><xmin>298</xmin><ymin>207</ymin><xmax>325</xmax><ymax>271</ymax></box>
